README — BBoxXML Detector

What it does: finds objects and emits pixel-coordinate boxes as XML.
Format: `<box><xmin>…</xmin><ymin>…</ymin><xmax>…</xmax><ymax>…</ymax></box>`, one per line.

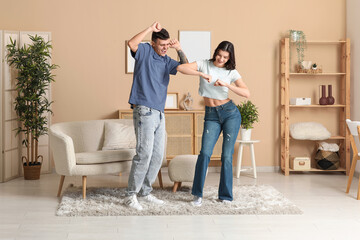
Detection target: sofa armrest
<box><xmin>49</xmin><ymin>126</ymin><xmax>77</xmax><ymax>175</ymax></box>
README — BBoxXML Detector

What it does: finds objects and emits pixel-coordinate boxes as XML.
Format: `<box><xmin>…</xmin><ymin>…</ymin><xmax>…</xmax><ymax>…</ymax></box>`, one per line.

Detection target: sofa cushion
<box><xmin>76</xmin><ymin>149</ymin><xmax>136</xmax><ymax>165</ymax></box>
<box><xmin>102</xmin><ymin>121</ymin><xmax>136</xmax><ymax>150</ymax></box>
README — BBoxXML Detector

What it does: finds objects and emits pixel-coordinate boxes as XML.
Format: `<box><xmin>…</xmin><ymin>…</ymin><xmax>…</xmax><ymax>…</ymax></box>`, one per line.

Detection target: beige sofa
<box><xmin>49</xmin><ymin>119</ymin><xmax>166</xmax><ymax>199</ymax></box>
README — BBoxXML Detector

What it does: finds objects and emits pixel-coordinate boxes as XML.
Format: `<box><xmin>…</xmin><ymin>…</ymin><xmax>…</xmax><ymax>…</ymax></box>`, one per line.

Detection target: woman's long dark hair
<box><xmin>210</xmin><ymin>41</ymin><xmax>236</xmax><ymax>70</ymax></box>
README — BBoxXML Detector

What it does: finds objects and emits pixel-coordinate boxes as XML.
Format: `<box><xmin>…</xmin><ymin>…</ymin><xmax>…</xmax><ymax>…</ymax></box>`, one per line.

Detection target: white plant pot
<box><xmin>291</xmin><ymin>31</ymin><xmax>299</xmax><ymax>42</ymax></box>
<box><xmin>240</xmin><ymin>128</ymin><xmax>252</xmax><ymax>141</ymax></box>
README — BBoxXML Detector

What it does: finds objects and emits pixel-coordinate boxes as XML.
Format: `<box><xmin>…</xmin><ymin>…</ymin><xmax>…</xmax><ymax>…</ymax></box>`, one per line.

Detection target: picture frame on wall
<box><xmin>165</xmin><ymin>92</ymin><xmax>179</xmax><ymax>110</ymax></box>
<box><xmin>125</xmin><ymin>40</ymin><xmax>150</xmax><ymax>74</ymax></box>
<box><xmin>179</xmin><ymin>31</ymin><xmax>211</xmax><ymax>62</ymax></box>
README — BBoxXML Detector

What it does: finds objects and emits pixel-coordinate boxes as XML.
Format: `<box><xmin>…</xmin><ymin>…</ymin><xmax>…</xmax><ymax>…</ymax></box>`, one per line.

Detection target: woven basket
<box><xmin>22</xmin><ymin>156</ymin><xmax>43</xmax><ymax>180</ymax></box>
<box><xmin>296</xmin><ymin>65</ymin><xmax>323</xmax><ymax>74</ymax></box>
<box><xmin>314</xmin><ymin>150</ymin><xmax>340</xmax><ymax>170</ymax></box>
<box><xmin>23</xmin><ymin>164</ymin><xmax>42</xmax><ymax>180</ymax></box>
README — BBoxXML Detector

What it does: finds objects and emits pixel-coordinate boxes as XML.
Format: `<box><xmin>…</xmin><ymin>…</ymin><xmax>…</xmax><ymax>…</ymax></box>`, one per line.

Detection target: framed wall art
<box><xmin>165</xmin><ymin>92</ymin><xmax>179</xmax><ymax>110</ymax></box>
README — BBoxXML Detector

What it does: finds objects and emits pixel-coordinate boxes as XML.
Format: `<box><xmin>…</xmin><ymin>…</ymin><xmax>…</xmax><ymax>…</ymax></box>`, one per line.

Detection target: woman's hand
<box><xmin>200</xmin><ymin>73</ymin><xmax>212</xmax><ymax>83</ymax></box>
<box><xmin>214</xmin><ymin>79</ymin><xmax>228</xmax><ymax>87</ymax></box>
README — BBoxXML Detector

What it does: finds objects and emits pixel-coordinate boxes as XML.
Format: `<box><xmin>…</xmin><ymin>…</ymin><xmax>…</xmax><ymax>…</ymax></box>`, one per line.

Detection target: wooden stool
<box><xmin>235</xmin><ymin>140</ymin><xmax>260</xmax><ymax>179</ymax></box>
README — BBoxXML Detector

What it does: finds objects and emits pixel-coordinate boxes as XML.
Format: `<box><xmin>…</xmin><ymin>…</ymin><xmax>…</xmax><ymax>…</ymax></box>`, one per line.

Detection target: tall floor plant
<box><xmin>6</xmin><ymin>35</ymin><xmax>58</xmax><ymax>179</ymax></box>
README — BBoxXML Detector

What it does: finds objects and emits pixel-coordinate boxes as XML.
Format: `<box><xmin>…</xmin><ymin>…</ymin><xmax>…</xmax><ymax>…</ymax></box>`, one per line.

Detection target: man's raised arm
<box><xmin>128</xmin><ymin>22</ymin><xmax>162</xmax><ymax>52</ymax></box>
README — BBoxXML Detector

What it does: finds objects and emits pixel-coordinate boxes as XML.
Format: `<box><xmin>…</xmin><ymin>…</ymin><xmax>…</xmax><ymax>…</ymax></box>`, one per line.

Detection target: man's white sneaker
<box><xmin>191</xmin><ymin>196</ymin><xmax>202</xmax><ymax>207</ymax></box>
<box><xmin>124</xmin><ymin>195</ymin><xmax>143</xmax><ymax>211</ymax></box>
<box><xmin>140</xmin><ymin>194</ymin><xmax>164</xmax><ymax>205</ymax></box>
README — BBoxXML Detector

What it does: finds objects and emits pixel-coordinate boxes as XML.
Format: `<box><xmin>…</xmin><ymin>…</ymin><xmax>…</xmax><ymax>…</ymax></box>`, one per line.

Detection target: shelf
<box><xmin>289</xmin><ymin>104</ymin><xmax>345</xmax><ymax>108</ymax></box>
<box><xmin>289</xmin><ymin>73</ymin><xmax>346</xmax><ymax>76</ymax></box>
<box><xmin>280</xmin><ymin>38</ymin><xmax>350</xmax><ymax>176</ymax></box>
<box><xmin>286</xmin><ymin>136</ymin><xmax>346</xmax><ymax>140</ymax></box>
<box><xmin>290</xmin><ymin>40</ymin><xmax>346</xmax><ymax>44</ymax></box>
<box><xmin>289</xmin><ymin>167</ymin><xmax>346</xmax><ymax>172</ymax></box>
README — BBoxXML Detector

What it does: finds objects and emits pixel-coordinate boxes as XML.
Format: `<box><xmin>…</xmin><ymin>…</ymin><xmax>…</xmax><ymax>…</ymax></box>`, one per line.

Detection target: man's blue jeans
<box><xmin>192</xmin><ymin>100</ymin><xmax>241</xmax><ymax>201</ymax></box>
<box><xmin>126</xmin><ymin>105</ymin><xmax>165</xmax><ymax>197</ymax></box>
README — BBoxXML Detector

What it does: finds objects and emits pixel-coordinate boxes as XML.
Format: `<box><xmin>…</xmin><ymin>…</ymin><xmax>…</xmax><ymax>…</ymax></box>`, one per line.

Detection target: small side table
<box><xmin>235</xmin><ymin>140</ymin><xmax>260</xmax><ymax>179</ymax></box>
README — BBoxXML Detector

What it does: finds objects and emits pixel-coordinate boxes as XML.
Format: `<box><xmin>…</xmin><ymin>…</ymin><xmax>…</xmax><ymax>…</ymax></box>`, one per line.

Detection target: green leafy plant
<box><xmin>237</xmin><ymin>100</ymin><xmax>259</xmax><ymax>130</ymax></box>
<box><xmin>289</xmin><ymin>30</ymin><xmax>307</xmax><ymax>67</ymax></box>
<box><xmin>6</xmin><ymin>35</ymin><xmax>58</xmax><ymax>169</ymax></box>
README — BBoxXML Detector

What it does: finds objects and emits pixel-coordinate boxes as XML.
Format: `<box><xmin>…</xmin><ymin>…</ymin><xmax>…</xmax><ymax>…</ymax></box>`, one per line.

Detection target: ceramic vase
<box><xmin>327</xmin><ymin>85</ymin><xmax>335</xmax><ymax>105</ymax></box>
<box><xmin>319</xmin><ymin>85</ymin><xmax>328</xmax><ymax>105</ymax></box>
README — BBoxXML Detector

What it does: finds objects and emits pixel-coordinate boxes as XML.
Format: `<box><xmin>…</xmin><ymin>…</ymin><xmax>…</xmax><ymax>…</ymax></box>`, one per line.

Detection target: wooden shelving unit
<box><xmin>280</xmin><ymin>38</ymin><xmax>350</xmax><ymax>176</ymax></box>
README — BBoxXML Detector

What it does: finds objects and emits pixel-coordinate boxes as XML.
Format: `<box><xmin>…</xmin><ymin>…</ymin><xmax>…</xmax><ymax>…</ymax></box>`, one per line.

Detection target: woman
<box><xmin>176</xmin><ymin>41</ymin><xmax>250</xmax><ymax>206</ymax></box>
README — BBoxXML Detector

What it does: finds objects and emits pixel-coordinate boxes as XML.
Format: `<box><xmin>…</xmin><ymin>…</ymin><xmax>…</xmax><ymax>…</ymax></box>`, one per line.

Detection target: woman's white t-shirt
<box><xmin>196</xmin><ymin>60</ymin><xmax>241</xmax><ymax>100</ymax></box>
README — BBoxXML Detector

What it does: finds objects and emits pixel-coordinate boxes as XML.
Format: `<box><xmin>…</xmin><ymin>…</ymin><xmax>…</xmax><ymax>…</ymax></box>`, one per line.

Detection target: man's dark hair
<box><xmin>210</xmin><ymin>41</ymin><xmax>236</xmax><ymax>70</ymax></box>
<box><xmin>152</xmin><ymin>28</ymin><xmax>170</xmax><ymax>42</ymax></box>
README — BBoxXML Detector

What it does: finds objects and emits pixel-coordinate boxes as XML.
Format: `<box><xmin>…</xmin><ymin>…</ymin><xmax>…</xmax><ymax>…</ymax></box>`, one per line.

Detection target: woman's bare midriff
<box><xmin>203</xmin><ymin>97</ymin><xmax>231</xmax><ymax>107</ymax></box>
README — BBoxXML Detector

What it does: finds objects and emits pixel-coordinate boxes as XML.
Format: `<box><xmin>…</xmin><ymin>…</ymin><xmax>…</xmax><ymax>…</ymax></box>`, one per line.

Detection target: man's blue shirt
<box><xmin>128</xmin><ymin>43</ymin><xmax>180</xmax><ymax>112</ymax></box>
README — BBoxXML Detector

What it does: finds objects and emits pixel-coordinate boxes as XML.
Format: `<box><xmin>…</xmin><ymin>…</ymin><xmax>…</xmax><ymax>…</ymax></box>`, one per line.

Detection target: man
<box><xmin>125</xmin><ymin>22</ymin><xmax>188</xmax><ymax>211</ymax></box>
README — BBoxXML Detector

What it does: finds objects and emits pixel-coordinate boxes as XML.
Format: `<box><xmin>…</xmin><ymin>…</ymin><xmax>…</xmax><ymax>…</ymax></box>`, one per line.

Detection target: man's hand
<box><xmin>201</xmin><ymin>73</ymin><xmax>212</xmax><ymax>83</ymax></box>
<box><xmin>150</xmin><ymin>22</ymin><xmax>162</xmax><ymax>32</ymax></box>
<box><xmin>214</xmin><ymin>79</ymin><xmax>228</xmax><ymax>87</ymax></box>
<box><xmin>171</xmin><ymin>39</ymin><xmax>188</xmax><ymax>63</ymax></box>
<box><xmin>169</xmin><ymin>39</ymin><xmax>181</xmax><ymax>51</ymax></box>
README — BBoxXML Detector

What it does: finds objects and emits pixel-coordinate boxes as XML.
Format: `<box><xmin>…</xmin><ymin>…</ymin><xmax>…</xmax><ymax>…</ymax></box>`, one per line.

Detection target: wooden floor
<box><xmin>1</xmin><ymin>170</ymin><xmax>360</xmax><ymax>240</ymax></box>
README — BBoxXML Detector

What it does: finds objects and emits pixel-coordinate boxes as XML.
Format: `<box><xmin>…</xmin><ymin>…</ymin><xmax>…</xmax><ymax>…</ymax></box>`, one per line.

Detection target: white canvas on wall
<box><xmin>179</xmin><ymin>31</ymin><xmax>211</xmax><ymax>62</ymax></box>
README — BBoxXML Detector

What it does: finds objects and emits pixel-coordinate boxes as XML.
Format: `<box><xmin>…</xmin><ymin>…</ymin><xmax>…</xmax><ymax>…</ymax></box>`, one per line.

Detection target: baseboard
<box><xmin>160</xmin><ymin>166</ymin><xmax>281</xmax><ymax>173</ymax></box>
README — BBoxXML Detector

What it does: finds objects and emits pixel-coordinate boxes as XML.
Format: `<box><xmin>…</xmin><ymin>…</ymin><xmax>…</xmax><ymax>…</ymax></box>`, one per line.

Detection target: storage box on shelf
<box><xmin>290</xmin><ymin>156</ymin><xmax>311</xmax><ymax>170</ymax></box>
<box><xmin>290</xmin><ymin>98</ymin><xmax>311</xmax><ymax>106</ymax></box>
<box><xmin>280</xmin><ymin>38</ymin><xmax>350</xmax><ymax>176</ymax></box>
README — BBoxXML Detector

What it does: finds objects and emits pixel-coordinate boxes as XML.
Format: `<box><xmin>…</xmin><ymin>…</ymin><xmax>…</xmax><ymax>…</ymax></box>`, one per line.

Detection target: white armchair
<box><xmin>49</xmin><ymin>119</ymin><xmax>166</xmax><ymax>199</ymax></box>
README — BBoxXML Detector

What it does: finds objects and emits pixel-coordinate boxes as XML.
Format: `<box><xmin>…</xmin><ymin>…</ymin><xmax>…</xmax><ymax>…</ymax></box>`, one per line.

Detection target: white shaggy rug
<box><xmin>56</xmin><ymin>185</ymin><xmax>302</xmax><ymax>216</ymax></box>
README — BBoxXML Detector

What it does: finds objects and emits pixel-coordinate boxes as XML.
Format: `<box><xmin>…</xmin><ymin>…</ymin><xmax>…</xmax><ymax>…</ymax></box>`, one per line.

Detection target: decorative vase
<box><xmin>240</xmin><ymin>128</ymin><xmax>252</xmax><ymax>141</ymax></box>
<box><xmin>327</xmin><ymin>85</ymin><xmax>335</xmax><ymax>105</ymax></box>
<box><xmin>319</xmin><ymin>85</ymin><xmax>328</xmax><ymax>105</ymax></box>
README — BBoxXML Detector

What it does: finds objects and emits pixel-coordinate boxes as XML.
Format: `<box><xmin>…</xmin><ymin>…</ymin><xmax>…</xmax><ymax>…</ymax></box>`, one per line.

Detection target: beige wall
<box><xmin>0</xmin><ymin>0</ymin><xmax>346</xmax><ymax>167</ymax></box>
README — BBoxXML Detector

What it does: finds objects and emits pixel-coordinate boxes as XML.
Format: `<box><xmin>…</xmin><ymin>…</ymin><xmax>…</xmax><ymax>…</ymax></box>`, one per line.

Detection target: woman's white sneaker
<box><xmin>124</xmin><ymin>195</ymin><xmax>143</xmax><ymax>211</ymax></box>
<box><xmin>140</xmin><ymin>194</ymin><xmax>164</xmax><ymax>205</ymax></box>
<box><xmin>191</xmin><ymin>196</ymin><xmax>202</xmax><ymax>207</ymax></box>
<box><xmin>220</xmin><ymin>199</ymin><xmax>232</xmax><ymax>204</ymax></box>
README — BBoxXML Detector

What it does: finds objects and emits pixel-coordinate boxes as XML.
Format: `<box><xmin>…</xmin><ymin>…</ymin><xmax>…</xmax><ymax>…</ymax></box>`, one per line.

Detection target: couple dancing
<box><xmin>125</xmin><ymin>22</ymin><xmax>250</xmax><ymax>211</ymax></box>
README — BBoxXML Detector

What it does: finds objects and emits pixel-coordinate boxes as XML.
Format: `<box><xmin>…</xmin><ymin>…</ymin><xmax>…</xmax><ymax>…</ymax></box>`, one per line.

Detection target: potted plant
<box><xmin>312</xmin><ymin>63</ymin><xmax>317</xmax><ymax>70</ymax></box>
<box><xmin>289</xmin><ymin>29</ymin><xmax>307</xmax><ymax>68</ymax></box>
<box><xmin>237</xmin><ymin>100</ymin><xmax>259</xmax><ymax>140</ymax></box>
<box><xmin>6</xmin><ymin>35</ymin><xmax>58</xmax><ymax>180</ymax></box>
